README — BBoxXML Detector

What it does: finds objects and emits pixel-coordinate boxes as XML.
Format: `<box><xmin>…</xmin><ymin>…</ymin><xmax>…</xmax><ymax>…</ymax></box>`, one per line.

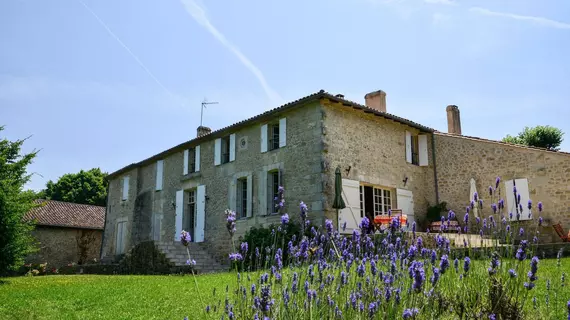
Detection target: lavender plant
<box><xmin>181</xmin><ymin>179</ymin><xmax>568</xmax><ymax>319</ymax></box>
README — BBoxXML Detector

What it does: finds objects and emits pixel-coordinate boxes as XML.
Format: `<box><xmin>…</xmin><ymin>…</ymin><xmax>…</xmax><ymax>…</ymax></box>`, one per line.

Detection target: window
<box><xmin>122</xmin><ymin>176</ymin><xmax>129</xmax><ymax>201</ymax></box>
<box><xmin>156</xmin><ymin>160</ymin><xmax>164</xmax><ymax>191</ymax></box>
<box><xmin>261</xmin><ymin>118</ymin><xmax>286</xmax><ymax>153</ymax></box>
<box><xmin>268</xmin><ymin>170</ymin><xmax>281</xmax><ymax>214</ymax></box>
<box><xmin>186</xmin><ymin>190</ymin><xmax>196</xmax><ymax>234</ymax></box>
<box><xmin>269</xmin><ymin>123</ymin><xmax>280</xmax><ymax>151</ymax></box>
<box><xmin>221</xmin><ymin>136</ymin><xmax>230</xmax><ymax>164</ymax></box>
<box><xmin>116</xmin><ymin>220</ymin><xmax>127</xmax><ymax>255</ymax></box>
<box><xmin>236</xmin><ymin>178</ymin><xmax>248</xmax><ymax>219</ymax></box>
<box><xmin>361</xmin><ymin>185</ymin><xmax>392</xmax><ymax>219</ymax></box>
<box><xmin>411</xmin><ymin>135</ymin><xmax>419</xmax><ymax>166</ymax></box>
<box><xmin>188</xmin><ymin>148</ymin><xmax>196</xmax><ymax>173</ymax></box>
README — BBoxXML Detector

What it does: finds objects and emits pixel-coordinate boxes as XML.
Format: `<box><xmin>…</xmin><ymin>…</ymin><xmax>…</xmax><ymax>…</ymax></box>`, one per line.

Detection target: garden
<box><xmin>2</xmin><ymin>180</ymin><xmax>570</xmax><ymax>319</ymax></box>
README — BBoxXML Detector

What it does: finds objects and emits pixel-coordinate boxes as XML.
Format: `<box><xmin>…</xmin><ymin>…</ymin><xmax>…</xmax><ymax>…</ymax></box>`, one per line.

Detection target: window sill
<box><xmin>181</xmin><ymin>172</ymin><xmax>202</xmax><ymax>181</ymax></box>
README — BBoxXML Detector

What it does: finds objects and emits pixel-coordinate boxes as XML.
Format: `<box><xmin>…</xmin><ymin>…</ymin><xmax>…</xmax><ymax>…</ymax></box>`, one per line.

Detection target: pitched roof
<box><xmin>25</xmin><ymin>200</ymin><xmax>105</xmax><ymax>230</ymax></box>
<box><xmin>108</xmin><ymin>90</ymin><xmax>434</xmax><ymax>178</ymax></box>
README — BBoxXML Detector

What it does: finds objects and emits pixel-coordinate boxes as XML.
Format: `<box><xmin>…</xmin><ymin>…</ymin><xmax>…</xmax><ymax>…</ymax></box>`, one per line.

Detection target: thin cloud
<box><xmin>470</xmin><ymin>7</ymin><xmax>570</xmax><ymax>29</ymax></box>
<box><xmin>76</xmin><ymin>0</ymin><xmax>185</xmax><ymax>107</ymax></box>
<box><xmin>180</xmin><ymin>0</ymin><xmax>283</xmax><ymax>104</ymax></box>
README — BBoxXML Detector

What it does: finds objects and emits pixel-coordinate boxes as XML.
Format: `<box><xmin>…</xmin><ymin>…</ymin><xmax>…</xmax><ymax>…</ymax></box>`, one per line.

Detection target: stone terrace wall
<box><xmin>321</xmin><ymin>100</ymin><xmax>437</xmax><ymax>225</ymax></box>
<box><xmin>435</xmin><ymin>133</ymin><xmax>570</xmax><ymax>243</ymax></box>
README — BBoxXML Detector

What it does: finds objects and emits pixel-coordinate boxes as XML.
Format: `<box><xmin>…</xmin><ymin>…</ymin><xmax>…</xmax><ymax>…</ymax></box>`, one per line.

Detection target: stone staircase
<box><xmin>155</xmin><ymin>241</ymin><xmax>229</xmax><ymax>274</ymax></box>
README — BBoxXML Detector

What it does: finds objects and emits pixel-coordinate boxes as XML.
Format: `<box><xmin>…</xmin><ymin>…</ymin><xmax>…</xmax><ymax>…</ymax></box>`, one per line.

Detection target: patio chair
<box><xmin>553</xmin><ymin>223</ymin><xmax>570</xmax><ymax>242</ymax></box>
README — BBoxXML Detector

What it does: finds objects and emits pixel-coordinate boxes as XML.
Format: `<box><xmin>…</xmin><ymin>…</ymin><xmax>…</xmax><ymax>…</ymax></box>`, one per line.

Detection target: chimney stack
<box><xmin>446</xmin><ymin>105</ymin><xmax>462</xmax><ymax>135</ymax></box>
<box><xmin>364</xmin><ymin>90</ymin><xmax>387</xmax><ymax>113</ymax></box>
<box><xmin>197</xmin><ymin>126</ymin><xmax>212</xmax><ymax>138</ymax></box>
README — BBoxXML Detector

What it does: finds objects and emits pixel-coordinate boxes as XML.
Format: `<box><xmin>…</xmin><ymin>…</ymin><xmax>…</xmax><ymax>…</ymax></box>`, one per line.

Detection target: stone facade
<box><xmin>320</xmin><ymin>100</ymin><xmax>436</xmax><ymax>225</ymax></box>
<box><xmin>102</xmin><ymin>90</ymin><xmax>570</xmax><ymax>270</ymax></box>
<box><xmin>26</xmin><ymin>227</ymin><xmax>102</xmax><ymax>267</ymax></box>
<box><xmin>101</xmin><ymin>101</ymin><xmax>325</xmax><ymax>263</ymax></box>
<box><xmin>435</xmin><ymin>133</ymin><xmax>570</xmax><ymax>242</ymax></box>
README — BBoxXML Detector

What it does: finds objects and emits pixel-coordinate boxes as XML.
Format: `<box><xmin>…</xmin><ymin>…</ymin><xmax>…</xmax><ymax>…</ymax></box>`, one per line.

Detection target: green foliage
<box><xmin>118</xmin><ymin>241</ymin><xmax>194</xmax><ymax>275</ymax></box>
<box><xmin>426</xmin><ymin>201</ymin><xmax>448</xmax><ymax>222</ymax></box>
<box><xmin>502</xmin><ymin>125</ymin><xmax>564</xmax><ymax>151</ymax></box>
<box><xmin>239</xmin><ymin>221</ymin><xmax>315</xmax><ymax>271</ymax></box>
<box><xmin>44</xmin><ymin>168</ymin><xmax>108</xmax><ymax>206</ymax></box>
<box><xmin>0</xmin><ymin>126</ymin><xmax>38</xmax><ymax>275</ymax></box>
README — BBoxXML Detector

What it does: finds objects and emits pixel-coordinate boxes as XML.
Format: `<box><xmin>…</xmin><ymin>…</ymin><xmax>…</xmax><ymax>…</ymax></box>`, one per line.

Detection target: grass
<box><xmin>1</xmin><ymin>258</ymin><xmax>569</xmax><ymax>319</ymax></box>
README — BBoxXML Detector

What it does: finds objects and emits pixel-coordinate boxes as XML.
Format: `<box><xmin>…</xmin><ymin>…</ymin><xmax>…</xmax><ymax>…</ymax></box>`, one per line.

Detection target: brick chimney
<box><xmin>364</xmin><ymin>90</ymin><xmax>387</xmax><ymax>113</ymax></box>
<box><xmin>446</xmin><ymin>105</ymin><xmax>462</xmax><ymax>135</ymax></box>
<box><xmin>197</xmin><ymin>126</ymin><xmax>212</xmax><ymax>138</ymax></box>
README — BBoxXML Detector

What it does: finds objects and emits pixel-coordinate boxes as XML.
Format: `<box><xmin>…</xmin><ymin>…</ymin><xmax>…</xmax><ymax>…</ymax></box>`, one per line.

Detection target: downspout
<box><xmin>431</xmin><ymin>132</ymin><xmax>440</xmax><ymax>204</ymax></box>
<box><xmin>99</xmin><ymin>181</ymin><xmax>110</xmax><ymax>261</ymax></box>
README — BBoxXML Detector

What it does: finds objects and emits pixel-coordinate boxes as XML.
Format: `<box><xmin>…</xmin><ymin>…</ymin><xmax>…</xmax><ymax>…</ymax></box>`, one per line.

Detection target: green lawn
<box><xmin>0</xmin><ymin>273</ymin><xmax>235</xmax><ymax>320</ymax></box>
<box><xmin>1</xmin><ymin>258</ymin><xmax>569</xmax><ymax>319</ymax></box>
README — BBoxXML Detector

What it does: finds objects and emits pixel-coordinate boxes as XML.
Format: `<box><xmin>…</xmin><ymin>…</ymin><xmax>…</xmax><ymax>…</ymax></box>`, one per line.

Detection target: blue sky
<box><xmin>1</xmin><ymin>0</ymin><xmax>570</xmax><ymax>191</ymax></box>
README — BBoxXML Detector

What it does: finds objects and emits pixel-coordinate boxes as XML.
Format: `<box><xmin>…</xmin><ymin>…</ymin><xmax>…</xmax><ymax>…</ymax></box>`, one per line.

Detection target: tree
<box><xmin>502</xmin><ymin>125</ymin><xmax>564</xmax><ymax>151</ymax></box>
<box><xmin>0</xmin><ymin>126</ymin><xmax>38</xmax><ymax>274</ymax></box>
<box><xmin>44</xmin><ymin>168</ymin><xmax>108</xmax><ymax>206</ymax></box>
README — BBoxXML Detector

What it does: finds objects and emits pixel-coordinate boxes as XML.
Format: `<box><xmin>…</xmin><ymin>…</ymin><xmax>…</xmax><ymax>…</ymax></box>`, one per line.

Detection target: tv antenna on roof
<box><xmin>201</xmin><ymin>99</ymin><xmax>219</xmax><ymax>127</ymax></box>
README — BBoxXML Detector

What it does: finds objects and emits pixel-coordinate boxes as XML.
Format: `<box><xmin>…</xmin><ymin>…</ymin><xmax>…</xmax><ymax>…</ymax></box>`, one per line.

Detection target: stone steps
<box><xmin>155</xmin><ymin>242</ymin><xmax>229</xmax><ymax>273</ymax></box>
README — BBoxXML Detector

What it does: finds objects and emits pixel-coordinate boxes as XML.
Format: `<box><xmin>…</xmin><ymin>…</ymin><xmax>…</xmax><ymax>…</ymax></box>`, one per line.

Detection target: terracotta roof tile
<box><xmin>24</xmin><ymin>200</ymin><xmax>105</xmax><ymax>230</ymax></box>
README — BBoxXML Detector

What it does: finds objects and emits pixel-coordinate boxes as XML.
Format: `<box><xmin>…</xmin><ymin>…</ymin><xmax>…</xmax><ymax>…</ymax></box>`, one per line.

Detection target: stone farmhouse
<box><xmin>25</xmin><ymin>200</ymin><xmax>105</xmax><ymax>267</ymax></box>
<box><xmin>101</xmin><ymin>89</ymin><xmax>570</xmax><ymax>272</ymax></box>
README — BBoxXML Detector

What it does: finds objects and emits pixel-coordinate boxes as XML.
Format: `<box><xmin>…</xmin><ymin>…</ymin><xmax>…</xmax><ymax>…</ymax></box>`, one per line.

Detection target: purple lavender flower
<box><xmin>342</xmin><ymin>221</ymin><xmax>347</xmax><ymax>232</ymax></box>
<box><xmin>566</xmin><ymin>300</ymin><xmax>570</xmax><ymax>320</ymax></box>
<box><xmin>240</xmin><ymin>242</ymin><xmax>248</xmax><ymax>255</ymax></box>
<box><xmin>491</xmin><ymin>203</ymin><xmax>497</xmax><ymax>214</ymax></box>
<box><xmin>519</xmin><ymin>227</ymin><xmax>524</xmax><ymax>237</ymax></box>
<box><xmin>359</xmin><ymin>216</ymin><xmax>370</xmax><ymax>232</ymax></box>
<box><xmin>490</xmin><ymin>314</ymin><xmax>496</xmax><ymax>320</ymax></box>
<box><xmin>409</xmin><ymin>261</ymin><xmax>425</xmax><ymax>293</ymax></box>
<box><xmin>454</xmin><ymin>258</ymin><xmax>459</xmax><ymax>272</ymax></box>
<box><xmin>476</xmin><ymin>217</ymin><xmax>481</xmax><ymax>225</ymax></box>
<box><xmin>539</xmin><ymin>216</ymin><xmax>543</xmax><ymax>227</ymax></box>
<box><xmin>473</xmin><ymin>192</ymin><xmax>478</xmax><ymax>201</ymax></box>
<box><xmin>483</xmin><ymin>218</ymin><xmax>487</xmax><ymax>229</ymax></box>
<box><xmin>180</xmin><ymin>230</ymin><xmax>192</xmax><ymax>246</ymax></box>
<box><xmin>186</xmin><ymin>259</ymin><xmax>196</xmax><ymax>266</ymax></box>
<box><xmin>489</xmin><ymin>186</ymin><xmax>493</xmax><ymax>196</ymax></box>
<box><xmin>538</xmin><ymin>202</ymin><xmax>543</xmax><ymax>212</ymax></box>
<box><xmin>281</xmin><ymin>213</ymin><xmax>289</xmax><ymax>225</ymax></box>
<box><xmin>495</xmin><ymin>177</ymin><xmax>501</xmax><ymax>189</ymax></box>
<box><xmin>325</xmin><ymin>219</ymin><xmax>334</xmax><ymax>234</ymax></box>
<box><xmin>498</xmin><ymin>199</ymin><xmax>505</xmax><ymax>210</ymax></box>
<box><xmin>479</xmin><ymin>199</ymin><xmax>484</xmax><ymax>209</ymax></box>
<box><xmin>403</xmin><ymin>308</ymin><xmax>419</xmax><ymax>319</ymax></box>
<box><xmin>430</xmin><ymin>250</ymin><xmax>437</xmax><ymax>265</ymax></box>
<box><xmin>464</xmin><ymin>257</ymin><xmax>471</xmax><ymax>274</ymax></box>
<box><xmin>527</xmin><ymin>199</ymin><xmax>532</xmax><ymax>210</ymax></box>
<box><xmin>440</xmin><ymin>254</ymin><xmax>450</xmax><ymax>274</ymax></box>
<box><xmin>431</xmin><ymin>267</ymin><xmax>440</xmax><ymax>286</ymax></box>
<box><xmin>509</xmin><ymin>269</ymin><xmax>517</xmax><ymax>278</ymax></box>
<box><xmin>229</xmin><ymin>252</ymin><xmax>243</xmax><ymax>262</ymax></box>
<box><xmin>225</xmin><ymin>210</ymin><xmax>237</xmax><ymax>236</ymax></box>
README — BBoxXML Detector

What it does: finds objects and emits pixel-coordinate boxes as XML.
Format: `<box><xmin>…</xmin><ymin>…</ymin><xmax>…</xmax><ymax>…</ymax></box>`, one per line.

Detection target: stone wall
<box><xmin>27</xmin><ymin>227</ymin><xmax>103</xmax><ymax>267</ymax></box>
<box><xmin>321</xmin><ymin>100</ymin><xmax>437</xmax><ymax>225</ymax></box>
<box><xmin>435</xmin><ymin>133</ymin><xmax>570</xmax><ymax>242</ymax></box>
<box><xmin>102</xmin><ymin>102</ymin><xmax>325</xmax><ymax>262</ymax></box>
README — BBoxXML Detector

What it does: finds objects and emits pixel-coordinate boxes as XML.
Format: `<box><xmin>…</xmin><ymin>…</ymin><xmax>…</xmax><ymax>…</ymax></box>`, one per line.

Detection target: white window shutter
<box><xmin>338</xmin><ymin>179</ymin><xmax>361</xmax><ymax>234</ymax></box>
<box><xmin>156</xmin><ymin>160</ymin><xmax>164</xmax><ymax>191</ymax></box>
<box><xmin>260</xmin><ymin>124</ymin><xmax>268</xmax><ymax>153</ymax></box>
<box><xmin>214</xmin><ymin>138</ymin><xmax>221</xmax><ymax>165</ymax></box>
<box><xmin>229</xmin><ymin>134</ymin><xmax>236</xmax><ymax>162</ymax></box>
<box><xmin>195</xmin><ymin>185</ymin><xmax>206</xmax><ymax>242</ymax></box>
<box><xmin>418</xmin><ymin>135</ymin><xmax>428</xmax><ymax>166</ymax></box>
<box><xmin>183</xmin><ymin>150</ymin><xmax>189</xmax><ymax>175</ymax></box>
<box><xmin>279</xmin><ymin>118</ymin><xmax>287</xmax><ymax>148</ymax></box>
<box><xmin>122</xmin><ymin>176</ymin><xmax>129</xmax><ymax>200</ymax></box>
<box><xmin>405</xmin><ymin>131</ymin><xmax>412</xmax><ymax>163</ymax></box>
<box><xmin>195</xmin><ymin>145</ymin><xmax>201</xmax><ymax>172</ymax></box>
<box><xmin>246</xmin><ymin>174</ymin><xmax>253</xmax><ymax>218</ymax></box>
<box><xmin>397</xmin><ymin>189</ymin><xmax>415</xmax><ymax>226</ymax></box>
<box><xmin>174</xmin><ymin>190</ymin><xmax>183</xmax><ymax>241</ymax></box>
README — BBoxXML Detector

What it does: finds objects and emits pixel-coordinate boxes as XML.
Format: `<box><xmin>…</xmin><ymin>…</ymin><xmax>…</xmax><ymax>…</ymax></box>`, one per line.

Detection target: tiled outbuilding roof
<box><xmin>24</xmin><ymin>200</ymin><xmax>105</xmax><ymax>230</ymax></box>
<box><xmin>108</xmin><ymin>90</ymin><xmax>434</xmax><ymax>178</ymax></box>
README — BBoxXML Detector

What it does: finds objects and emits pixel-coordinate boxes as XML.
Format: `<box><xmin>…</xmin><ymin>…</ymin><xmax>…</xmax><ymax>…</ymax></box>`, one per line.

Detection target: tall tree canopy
<box><xmin>44</xmin><ymin>168</ymin><xmax>108</xmax><ymax>206</ymax></box>
<box><xmin>502</xmin><ymin>125</ymin><xmax>564</xmax><ymax>151</ymax></box>
<box><xmin>0</xmin><ymin>126</ymin><xmax>37</xmax><ymax>274</ymax></box>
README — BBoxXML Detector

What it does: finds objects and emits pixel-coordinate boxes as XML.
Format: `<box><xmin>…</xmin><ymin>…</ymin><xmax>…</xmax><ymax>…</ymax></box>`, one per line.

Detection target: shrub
<box><xmin>118</xmin><ymin>241</ymin><xmax>180</xmax><ymax>275</ymax></box>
